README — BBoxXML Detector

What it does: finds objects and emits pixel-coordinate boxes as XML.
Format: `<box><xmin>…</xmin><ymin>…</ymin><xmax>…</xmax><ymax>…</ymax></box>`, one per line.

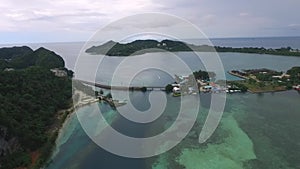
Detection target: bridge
<box><xmin>77</xmin><ymin>80</ymin><xmax>166</xmax><ymax>91</ymax></box>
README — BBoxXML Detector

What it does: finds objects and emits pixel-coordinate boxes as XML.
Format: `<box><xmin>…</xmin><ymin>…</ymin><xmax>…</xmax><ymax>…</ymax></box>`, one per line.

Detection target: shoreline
<box><xmin>24</xmin><ymin>103</ymin><xmax>76</xmax><ymax>169</ymax></box>
<box><xmin>247</xmin><ymin>88</ymin><xmax>288</xmax><ymax>94</ymax></box>
<box><xmin>47</xmin><ymin>106</ymin><xmax>76</xmax><ymax>163</ymax></box>
<box><xmin>228</xmin><ymin>71</ymin><xmax>249</xmax><ymax>80</ymax></box>
<box><xmin>44</xmin><ymin>89</ymin><xmax>127</xmax><ymax>168</ymax></box>
<box><xmin>37</xmin><ymin>89</ymin><xmax>99</xmax><ymax>169</ymax></box>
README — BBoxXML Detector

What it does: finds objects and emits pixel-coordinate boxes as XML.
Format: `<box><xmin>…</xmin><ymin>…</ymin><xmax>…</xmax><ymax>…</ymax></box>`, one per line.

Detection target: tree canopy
<box><xmin>0</xmin><ymin>66</ymin><xmax>72</xmax><ymax>168</ymax></box>
<box><xmin>0</xmin><ymin>46</ymin><xmax>65</xmax><ymax>70</ymax></box>
<box><xmin>0</xmin><ymin>46</ymin><xmax>72</xmax><ymax>169</ymax></box>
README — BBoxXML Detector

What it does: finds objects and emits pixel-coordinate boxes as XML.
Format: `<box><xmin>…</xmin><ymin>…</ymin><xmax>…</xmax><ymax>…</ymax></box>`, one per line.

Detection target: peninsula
<box><xmin>85</xmin><ymin>39</ymin><xmax>300</xmax><ymax>57</ymax></box>
<box><xmin>228</xmin><ymin>67</ymin><xmax>300</xmax><ymax>93</ymax></box>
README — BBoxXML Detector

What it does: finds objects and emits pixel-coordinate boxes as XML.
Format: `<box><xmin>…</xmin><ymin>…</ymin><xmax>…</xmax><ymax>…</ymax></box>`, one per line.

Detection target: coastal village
<box><xmin>168</xmin><ymin>75</ymin><xmax>226</xmax><ymax>96</ymax></box>
<box><xmin>228</xmin><ymin>67</ymin><xmax>300</xmax><ymax>93</ymax></box>
<box><xmin>166</xmin><ymin>67</ymin><xmax>300</xmax><ymax>96</ymax></box>
<box><xmin>167</xmin><ymin>75</ymin><xmax>244</xmax><ymax>97</ymax></box>
<box><xmin>165</xmin><ymin>70</ymin><xmax>242</xmax><ymax>97</ymax></box>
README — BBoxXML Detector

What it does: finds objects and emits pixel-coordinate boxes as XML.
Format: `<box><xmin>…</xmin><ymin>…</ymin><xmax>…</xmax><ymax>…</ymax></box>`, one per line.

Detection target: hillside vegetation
<box><xmin>0</xmin><ymin>46</ymin><xmax>64</xmax><ymax>70</ymax></box>
<box><xmin>0</xmin><ymin>46</ymin><xmax>72</xmax><ymax>169</ymax></box>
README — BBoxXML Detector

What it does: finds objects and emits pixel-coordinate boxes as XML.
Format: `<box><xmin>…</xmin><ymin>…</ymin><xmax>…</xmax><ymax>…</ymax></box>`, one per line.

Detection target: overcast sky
<box><xmin>1</xmin><ymin>0</ymin><xmax>300</xmax><ymax>44</ymax></box>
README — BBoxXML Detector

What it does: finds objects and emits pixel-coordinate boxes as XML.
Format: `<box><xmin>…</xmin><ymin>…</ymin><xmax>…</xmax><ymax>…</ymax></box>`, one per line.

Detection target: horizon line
<box><xmin>1</xmin><ymin>35</ymin><xmax>300</xmax><ymax>46</ymax></box>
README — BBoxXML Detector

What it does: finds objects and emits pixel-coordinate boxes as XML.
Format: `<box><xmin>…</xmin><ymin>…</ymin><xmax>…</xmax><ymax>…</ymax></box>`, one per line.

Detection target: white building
<box><xmin>50</xmin><ymin>68</ymin><xmax>67</xmax><ymax>77</ymax></box>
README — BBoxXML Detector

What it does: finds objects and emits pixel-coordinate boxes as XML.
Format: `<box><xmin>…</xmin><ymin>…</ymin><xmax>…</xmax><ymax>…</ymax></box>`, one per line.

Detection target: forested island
<box><xmin>0</xmin><ymin>46</ymin><xmax>73</xmax><ymax>169</ymax></box>
<box><xmin>86</xmin><ymin>39</ymin><xmax>300</xmax><ymax>57</ymax></box>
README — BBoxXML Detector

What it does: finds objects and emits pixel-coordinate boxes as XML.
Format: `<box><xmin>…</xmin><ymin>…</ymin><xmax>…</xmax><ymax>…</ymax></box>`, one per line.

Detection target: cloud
<box><xmin>288</xmin><ymin>24</ymin><xmax>300</xmax><ymax>27</ymax></box>
<box><xmin>200</xmin><ymin>14</ymin><xmax>216</xmax><ymax>26</ymax></box>
<box><xmin>0</xmin><ymin>0</ymin><xmax>159</xmax><ymax>32</ymax></box>
<box><xmin>1</xmin><ymin>0</ymin><xmax>300</xmax><ymax>43</ymax></box>
<box><xmin>239</xmin><ymin>13</ymin><xmax>250</xmax><ymax>17</ymax></box>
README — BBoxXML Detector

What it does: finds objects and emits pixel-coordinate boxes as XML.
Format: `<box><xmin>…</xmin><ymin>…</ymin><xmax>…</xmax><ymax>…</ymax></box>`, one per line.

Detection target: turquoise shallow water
<box><xmin>151</xmin><ymin>91</ymin><xmax>300</xmax><ymax>169</ymax></box>
<box><xmin>235</xmin><ymin>91</ymin><xmax>300</xmax><ymax>169</ymax></box>
<box><xmin>46</xmin><ymin>91</ymin><xmax>300</xmax><ymax>169</ymax></box>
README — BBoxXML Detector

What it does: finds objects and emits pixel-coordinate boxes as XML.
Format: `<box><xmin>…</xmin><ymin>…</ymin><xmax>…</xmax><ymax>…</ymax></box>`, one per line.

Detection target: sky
<box><xmin>0</xmin><ymin>0</ymin><xmax>300</xmax><ymax>44</ymax></box>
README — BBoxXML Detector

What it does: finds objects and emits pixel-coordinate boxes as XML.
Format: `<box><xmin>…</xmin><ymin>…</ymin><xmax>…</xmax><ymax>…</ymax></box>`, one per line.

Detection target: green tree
<box><xmin>165</xmin><ymin>84</ymin><xmax>174</xmax><ymax>93</ymax></box>
<box><xmin>106</xmin><ymin>93</ymin><xmax>112</xmax><ymax>99</ymax></box>
<box><xmin>141</xmin><ymin>87</ymin><xmax>147</xmax><ymax>92</ymax></box>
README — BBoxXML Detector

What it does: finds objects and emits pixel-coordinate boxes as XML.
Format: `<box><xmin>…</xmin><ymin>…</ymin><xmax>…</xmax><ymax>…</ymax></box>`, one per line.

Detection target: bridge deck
<box><xmin>77</xmin><ymin>80</ymin><xmax>165</xmax><ymax>91</ymax></box>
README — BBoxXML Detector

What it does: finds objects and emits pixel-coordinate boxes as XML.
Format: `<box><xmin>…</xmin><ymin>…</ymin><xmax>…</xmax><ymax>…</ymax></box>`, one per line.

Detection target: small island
<box><xmin>86</xmin><ymin>39</ymin><xmax>300</xmax><ymax>57</ymax></box>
